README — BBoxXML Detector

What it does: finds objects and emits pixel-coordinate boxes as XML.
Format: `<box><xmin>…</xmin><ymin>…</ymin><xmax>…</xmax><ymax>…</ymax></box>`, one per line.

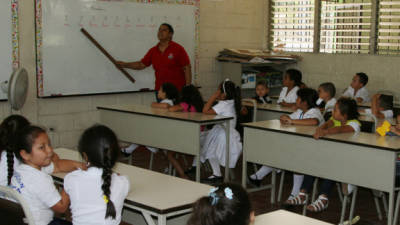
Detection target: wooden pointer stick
<box><xmin>80</xmin><ymin>28</ymin><xmax>135</xmax><ymax>83</ymax></box>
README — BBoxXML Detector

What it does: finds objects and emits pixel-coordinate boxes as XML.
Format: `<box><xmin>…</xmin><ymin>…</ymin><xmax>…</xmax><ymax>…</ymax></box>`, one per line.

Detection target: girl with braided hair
<box><xmin>64</xmin><ymin>125</ymin><xmax>130</xmax><ymax>225</ymax></box>
<box><xmin>11</xmin><ymin>125</ymin><xmax>85</xmax><ymax>225</ymax></box>
<box><xmin>0</xmin><ymin>115</ymin><xmax>30</xmax><ymax>186</ymax></box>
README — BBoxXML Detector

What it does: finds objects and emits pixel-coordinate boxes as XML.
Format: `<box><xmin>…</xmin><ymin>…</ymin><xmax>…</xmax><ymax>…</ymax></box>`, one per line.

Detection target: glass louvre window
<box><xmin>378</xmin><ymin>0</ymin><xmax>400</xmax><ymax>55</ymax></box>
<box><xmin>320</xmin><ymin>0</ymin><xmax>371</xmax><ymax>54</ymax></box>
<box><xmin>270</xmin><ymin>0</ymin><xmax>314</xmax><ymax>52</ymax></box>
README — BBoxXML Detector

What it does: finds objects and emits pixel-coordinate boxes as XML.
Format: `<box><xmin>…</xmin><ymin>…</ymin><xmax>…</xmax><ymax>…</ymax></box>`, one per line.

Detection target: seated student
<box><xmin>122</xmin><ymin>82</ymin><xmax>179</xmax><ymax>155</ymax></box>
<box><xmin>11</xmin><ymin>126</ymin><xmax>86</xmax><ymax>225</ymax></box>
<box><xmin>168</xmin><ymin>85</ymin><xmax>205</xmax><ymax>179</ymax></box>
<box><xmin>187</xmin><ymin>183</ymin><xmax>254</xmax><ymax>225</ymax></box>
<box><xmin>363</xmin><ymin>94</ymin><xmax>393</xmax><ymax>119</ymax></box>
<box><xmin>341</xmin><ymin>72</ymin><xmax>370</xmax><ymax>103</ymax></box>
<box><xmin>249</xmin><ymin>88</ymin><xmax>324</xmax><ymax>201</ymax></box>
<box><xmin>390</xmin><ymin>114</ymin><xmax>400</xmax><ymax>136</ymax></box>
<box><xmin>277</xmin><ymin>69</ymin><xmax>302</xmax><ymax>108</ymax></box>
<box><xmin>316</xmin><ymin>82</ymin><xmax>337</xmax><ymax>113</ymax></box>
<box><xmin>64</xmin><ymin>125</ymin><xmax>130</xmax><ymax>225</ymax></box>
<box><xmin>287</xmin><ymin>98</ymin><xmax>360</xmax><ymax>212</ymax></box>
<box><xmin>201</xmin><ymin>80</ymin><xmax>242</xmax><ymax>183</ymax></box>
<box><xmin>253</xmin><ymin>80</ymin><xmax>272</xmax><ymax>104</ymax></box>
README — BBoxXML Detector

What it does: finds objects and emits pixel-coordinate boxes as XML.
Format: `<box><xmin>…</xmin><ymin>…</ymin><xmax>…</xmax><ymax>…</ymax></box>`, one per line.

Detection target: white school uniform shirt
<box><xmin>200</xmin><ymin>99</ymin><xmax>242</xmax><ymax>168</ymax></box>
<box><xmin>325</xmin><ymin>98</ymin><xmax>337</xmax><ymax>113</ymax></box>
<box><xmin>364</xmin><ymin>108</ymin><xmax>394</xmax><ymax>118</ymax></box>
<box><xmin>289</xmin><ymin>108</ymin><xmax>325</xmax><ymax>125</ymax></box>
<box><xmin>277</xmin><ymin>86</ymin><xmax>300</xmax><ymax>104</ymax></box>
<box><xmin>342</xmin><ymin>86</ymin><xmax>370</xmax><ymax>103</ymax></box>
<box><xmin>0</xmin><ymin>151</ymin><xmax>54</xmax><ymax>186</ymax></box>
<box><xmin>64</xmin><ymin>167</ymin><xmax>130</xmax><ymax>225</ymax></box>
<box><xmin>10</xmin><ymin>164</ymin><xmax>58</xmax><ymax>225</ymax></box>
<box><xmin>160</xmin><ymin>99</ymin><xmax>173</xmax><ymax>105</ymax></box>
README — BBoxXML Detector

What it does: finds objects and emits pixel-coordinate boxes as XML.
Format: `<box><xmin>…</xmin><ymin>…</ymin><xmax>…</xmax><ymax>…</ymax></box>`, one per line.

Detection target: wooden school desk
<box><xmin>241</xmin><ymin>120</ymin><xmax>400</xmax><ymax>225</ymax></box>
<box><xmin>52</xmin><ymin>148</ymin><xmax>211</xmax><ymax>225</ymax></box>
<box><xmin>97</xmin><ymin>104</ymin><xmax>233</xmax><ymax>182</ymax></box>
<box><xmin>255</xmin><ymin>210</ymin><xmax>333</xmax><ymax>225</ymax></box>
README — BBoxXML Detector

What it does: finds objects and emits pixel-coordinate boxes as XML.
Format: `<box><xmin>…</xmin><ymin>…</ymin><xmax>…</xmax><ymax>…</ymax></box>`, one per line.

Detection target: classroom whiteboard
<box><xmin>0</xmin><ymin>0</ymin><xmax>19</xmax><ymax>100</ymax></box>
<box><xmin>36</xmin><ymin>0</ymin><xmax>198</xmax><ymax>97</ymax></box>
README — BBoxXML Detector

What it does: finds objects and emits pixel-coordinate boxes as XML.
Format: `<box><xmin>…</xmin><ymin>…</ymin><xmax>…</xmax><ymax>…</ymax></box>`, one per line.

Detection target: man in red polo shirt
<box><xmin>116</xmin><ymin>23</ymin><xmax>191</xmax><ymax>94</ymax></box>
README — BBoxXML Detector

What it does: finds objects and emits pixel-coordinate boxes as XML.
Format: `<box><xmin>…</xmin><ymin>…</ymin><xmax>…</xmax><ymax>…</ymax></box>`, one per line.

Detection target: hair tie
<box><xmin>224</xmin><ymin>187</ymin><xmax>233</xmax><ymax>200</ymax></box>
<box><xmin>209</xmin><ymin>187</ymin><xmax>219</xmax><ymax>205</ymax></box>
<box><xmin>103</xmin><ymin>195</ymin><xmax>109</xmax><ymax>204</ymax></box>
<box><xmin>222</xmin><ymin>78</ymin><xmax>230</xmax><ymax>94</ymax></box>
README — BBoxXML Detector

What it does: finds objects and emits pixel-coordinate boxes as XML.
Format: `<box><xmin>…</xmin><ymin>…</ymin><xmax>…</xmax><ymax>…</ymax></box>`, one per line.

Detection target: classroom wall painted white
<box><xmin>6</xmin><ymin>0</ymin><xmax>265</xmax><ymax>148</ymax></box>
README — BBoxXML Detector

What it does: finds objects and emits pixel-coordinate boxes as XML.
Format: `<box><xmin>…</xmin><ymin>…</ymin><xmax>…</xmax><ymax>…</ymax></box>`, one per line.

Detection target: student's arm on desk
<box><xmin>151</xmin><ymin>102</ymin><xmax>171</xmax><ymax>109</ymax></box>
<box><xmin>168</xmin><ymin>105</ymin><xmax>184</xmax><ymax>112</ymax></box>
<box><xmin>314</xmin><ymin>121</ymin><xmax>354</xmax><ymax>139</ymax></box>
<box><xmin>52</xmin><ymin>153</ymin><xmax>86</xmax><ymax>173</ymax></box>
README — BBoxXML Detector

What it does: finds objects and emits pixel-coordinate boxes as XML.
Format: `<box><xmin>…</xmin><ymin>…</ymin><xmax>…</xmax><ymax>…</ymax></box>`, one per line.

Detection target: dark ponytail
<box><xmin>78</xmin><ymin>125</ymin><xmax>119</xmax><ymax>219</ymax></box>
<box><xmin>219</xmin><ymin>80</ymin><xmax>242</xmax><ymax>118</ymax></box>
<box><xmin>0</xmin><ymin>115</ymin><xmax>30</xmax><ymax>185</ymax></box>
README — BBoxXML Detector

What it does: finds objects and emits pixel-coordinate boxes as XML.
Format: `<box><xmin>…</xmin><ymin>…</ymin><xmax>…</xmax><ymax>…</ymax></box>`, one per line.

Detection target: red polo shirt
<box><xmin>141</xmin><ymin>41</ymin><xmax>190</xmax><ymax>90</ymax></box>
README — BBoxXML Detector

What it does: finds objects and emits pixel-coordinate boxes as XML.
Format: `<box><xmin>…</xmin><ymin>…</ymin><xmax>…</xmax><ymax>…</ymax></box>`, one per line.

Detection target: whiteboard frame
<box><xmin>35</xmin><ymin>0</ymin><xmax>200</xmax><ymax>98</ymax></box>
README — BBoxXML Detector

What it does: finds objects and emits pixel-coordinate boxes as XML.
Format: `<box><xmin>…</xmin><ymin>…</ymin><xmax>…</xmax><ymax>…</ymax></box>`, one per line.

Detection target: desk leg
<box><xmin>142</xmin><ymin>212</ymin><xmax>156</xmax><ymax>225</ymax></box>
<box><xmin>224</xmin><ymin>121</ymin><xmax>230</xmax><ymax>182</ymax></box>
<box><xmin>389</xmin><ymin>191</ymin><xmax>394</xmax><ymax>225</ymax></box>
<box><xmin>196</xmin><ymin>128</ymin><xmax>201</xmax><ymax>182</ymax></box>
<box><xmin>158</xmin><ymin>215</ymin><xmax>167</xmax><ymax>225</ymax></box>
<box><xmin>242</xmin><ymin>139</ymin><xmax>247</xmax><ymax>188</ymax></box>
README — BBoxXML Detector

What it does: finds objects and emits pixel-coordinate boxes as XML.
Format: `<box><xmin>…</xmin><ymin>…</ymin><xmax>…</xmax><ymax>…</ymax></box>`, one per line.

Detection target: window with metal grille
<box><xmin>320</xmin><ymin>0</ymin><xmax>372</xmax><ymax>54</ymax></box>
<box><xmin>378</xmin><ymin>0</ymin><xmax>400</xmax><ymax>55</ymax></box>
<box><xmin>270</xmin><ymin>0</ymin><xmax>314</xmax><ymax>52</ymax></box>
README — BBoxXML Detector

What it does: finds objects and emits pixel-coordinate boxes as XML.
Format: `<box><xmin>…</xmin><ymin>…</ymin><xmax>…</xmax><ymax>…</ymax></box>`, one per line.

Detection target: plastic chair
<box><xmin>0</xmin><ymin>185</ymin><xmax>35</xmax><ymax>225</ymax></box>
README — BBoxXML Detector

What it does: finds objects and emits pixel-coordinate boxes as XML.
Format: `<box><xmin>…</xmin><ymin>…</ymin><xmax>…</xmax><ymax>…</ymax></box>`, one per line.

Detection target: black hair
<box><xmin>356</xmin><ymin>72</ymin><xmax>368</xmax><ymax>86</ymax></box>
<box><xmin>161</xmin><ymin>23</ymin><xmax>174</xmax><ymax>34</ymax></box>
<box><xmin>0</xmin><ymin>115</ymin><xmax>30</xmax><ymax>185</ymax></box>
<box><xmin>78</xmin><ymin>125</ymin><xmax>119</xmax><ymax>219</ymax></box>
<box><xmin>379</xmin><ymin>94</ymin><xmax>394</xmax><ymax>110</ymax></box>
<box><xmin>180</xmin><ymin>85</ymin><xmax>204</xmax><ymax>112</ymax></box>
<box><xmin>161</xmin><ymin>82</ymin><xmax>179</xmax><ymax>104</ymax></box>
<box><xmin>319</xmin><ymin>82</ymin><xmax>336</xmax><ymax>98</ymax></box>
<box><xmin>297</xmin><ymin>88</ymin><xmax>318</xmax><ymax>109</ymax></box>
<box><xmin>256</xmin><ymin>80</ymin><xmax>268</xmax><ymax>88</ymax></box>
<box><xmin>219</xmin><ymin>80</ymin><xmax>242</xmax><ymax>117</ymax></box>
<box><xmin>14</xmin><ymin>126</ymin><xmax>46</xmax><ymax>162</ymax></box>
<box><xmin>336</xmin><ymin>97</ymin><xmax>359</xmax><ymax>120</ymax></box>
<box><xmin>285</xmin><ymin>69</ymin><xmax>302</xmax><ymax>87</ymax></box>
<box><xmin>187</xmin><ymin>183</ymin><xmax>252</xmax><ymax>225</ymax></box>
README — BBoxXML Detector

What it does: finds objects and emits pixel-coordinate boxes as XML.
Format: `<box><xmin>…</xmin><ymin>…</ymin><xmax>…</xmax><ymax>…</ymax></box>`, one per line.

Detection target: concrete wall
<box><xmin>294</xmin><ymin>53</ymin><xmax>400</xmax><ymax>101</ymax></box>
<box><xmin>8</xmin><ymin>0</ymin><xmax>266</xmax><ymax>148</ymax></box>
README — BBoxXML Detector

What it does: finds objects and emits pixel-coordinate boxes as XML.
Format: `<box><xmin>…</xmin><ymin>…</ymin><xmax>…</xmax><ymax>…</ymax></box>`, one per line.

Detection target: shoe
<box><xmin>306</xmin><ymin>195</ymin><xmax>329</xmax><ymax>212</ymax></box>
<box><xmin>285</xmin><ymin>192</ymin><xmax>307</xmax><ymax>205</ymax></box>
<box><xmin>248</xmin><ymin>175</ymin><xmax>261</xmax><ymax>187</ymax></box>
<box><xmin>201</xmin><ymin>175</ymin><xmax>223</xmax><ymax>184</ymax></box>
<box><xmin>184</xmin><ymin>166</ymin><xmax>196</xmax><ymax>175</ymax></box>
<box><xmin>121</xmin><ymin>148</ymin><xmax>131</xmax><ymax>157</ymax></box>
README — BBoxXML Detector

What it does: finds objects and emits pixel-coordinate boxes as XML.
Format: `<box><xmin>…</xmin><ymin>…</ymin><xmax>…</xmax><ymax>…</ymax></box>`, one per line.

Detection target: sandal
<box><xmin>307</xmin><ymin>195</ymin><xmax>329</xmax><ymax>212</ymax></box>
<box><xmin>285</xmin><ymin>192</ymin><xmax>307</xmax><ymax>205</ymax></box>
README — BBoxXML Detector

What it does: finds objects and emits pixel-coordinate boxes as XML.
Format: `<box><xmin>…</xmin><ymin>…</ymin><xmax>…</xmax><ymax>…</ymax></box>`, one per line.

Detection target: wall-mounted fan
<box><xmin>1</xmin><ymin>68</ymin><xmax>28</xmax><ymax>111</ymax></box>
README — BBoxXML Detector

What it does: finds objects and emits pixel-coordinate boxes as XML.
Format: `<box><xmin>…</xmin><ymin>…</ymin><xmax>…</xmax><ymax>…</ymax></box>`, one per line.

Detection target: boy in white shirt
<box><xmin>342</xmin><ymin>72</ymin><xmax>370</xmax><ymax>103</ymax></box>
<box><xmin>363</xmin><ymin>94</ymin><xmax>393</xmax><ymax>119</ymax></box>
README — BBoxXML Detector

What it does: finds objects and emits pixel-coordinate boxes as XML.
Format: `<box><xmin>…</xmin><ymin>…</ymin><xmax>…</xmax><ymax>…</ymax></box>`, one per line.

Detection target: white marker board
<box><xmin>0</xmin><ymin>1</ymin><xmax>18</xmax><ymax>100</ymax></box>
<box><xmin>36</xmin><ymin>0</ymin><xmax>198</xmax><ymax>97</ymax></box>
